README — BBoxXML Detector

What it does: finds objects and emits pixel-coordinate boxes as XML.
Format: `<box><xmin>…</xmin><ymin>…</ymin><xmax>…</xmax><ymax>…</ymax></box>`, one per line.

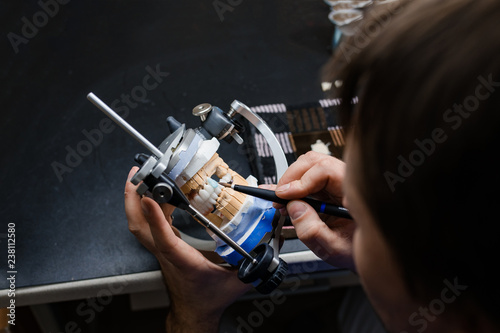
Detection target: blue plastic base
<box><xmin>215</xmin><ymin>198</ymin><xmax>276</xmax><ymax>266</ymax></box>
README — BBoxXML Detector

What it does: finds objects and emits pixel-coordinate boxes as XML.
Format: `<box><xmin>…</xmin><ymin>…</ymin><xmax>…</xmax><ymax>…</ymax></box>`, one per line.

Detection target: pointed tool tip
<box><xmin>218</xmin><ymin>182</ymin><xmax>232</xmax><ymax>188</ymax></box>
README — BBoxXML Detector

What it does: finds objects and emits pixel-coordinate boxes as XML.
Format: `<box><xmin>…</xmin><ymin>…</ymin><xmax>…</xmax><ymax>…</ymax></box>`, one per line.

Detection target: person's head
<box><xmin>325</xmin><ymin>0</ymin><xmax>500</xmax><ymax>331</ymax></box>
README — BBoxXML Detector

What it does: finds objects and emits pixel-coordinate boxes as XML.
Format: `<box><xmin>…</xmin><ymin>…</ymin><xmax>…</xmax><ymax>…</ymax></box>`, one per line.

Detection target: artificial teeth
<box><xmin>210</xmin><ymin>193</ymin><xmax>218</xmax><ymax>205</ymax></box>
<box><xmin>193</xmin><ymin>194</ymin><xmax>205</xmax><ymax>206</ymax></box>
<box><xmin>205</xmin><ymin>184</ymin><xmax>214</xmax><ymax>194</ymax></box>
<box><xmin>221</xmin><ymin>173</ymin><xmax>232</xmax><ymax>183</ymax></box>
<box><xmin>199</xmin><ymin>189</ymin><xmax>210</xmax><ymax>201</ymax></box>
<box><xmin>207</xmin><ymin>177</ymin><xmax>219</xmax><ymax>188</ymax></box>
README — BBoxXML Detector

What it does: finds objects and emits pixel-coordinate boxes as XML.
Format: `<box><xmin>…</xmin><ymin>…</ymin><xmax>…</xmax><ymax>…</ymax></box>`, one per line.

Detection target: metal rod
<box><xmin>87</xmin><ymin>92</ymin><xmax>164</xmax><ymax>158</ymax></box>
<box><xmin>187</xmin><ymin>205</ymin><xmax>258</xmax><ymax>265</ymax></box>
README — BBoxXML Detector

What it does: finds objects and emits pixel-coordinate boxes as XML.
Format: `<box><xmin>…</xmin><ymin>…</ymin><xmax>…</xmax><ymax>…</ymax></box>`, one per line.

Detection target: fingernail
<box><xmin>127</xmin><ymin>168</ymin><xmax>136</xmax><ymax>181</ymax></box>
<box><xmin>288</xmin><ymin>201</ymin><xmax>307</xmax><ymax>220</ymax></box>
<box><xmin>259</xmin><ymin>184</ymin><xmax>272</xmax><ymax>189</ymax></box>
<box><xmin>141</xmin><ymin>199</ymin><xmax>150</xmax><ymax>217</ymax></box>
<box><xmin>276</xmin><ymin>183</ymin><xmax>290</xmax><ymax>192</ymax></box>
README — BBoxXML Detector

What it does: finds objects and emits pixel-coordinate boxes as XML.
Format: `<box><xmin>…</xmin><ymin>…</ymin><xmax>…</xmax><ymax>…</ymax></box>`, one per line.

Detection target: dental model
<box><xmin>88</xmin><ymin>93</ymin><xmax>289</xmax><ymax>293</ymax></box>
<box><xmin>179</xmin><ymin>151</ymin><xmax>248</xmax><ymax>224</ymax></box>
<box><xmin>162</xmin><ymin>125</ymin><xmax>278</xmax><ymax>265</ymax></box>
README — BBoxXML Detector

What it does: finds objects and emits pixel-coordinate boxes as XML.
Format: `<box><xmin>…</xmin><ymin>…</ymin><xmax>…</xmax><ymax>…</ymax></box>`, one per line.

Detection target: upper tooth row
<box><xmin>191</xmin><ymin>177</ymin><xmax>225</xmax><ymax>215</ymax></box>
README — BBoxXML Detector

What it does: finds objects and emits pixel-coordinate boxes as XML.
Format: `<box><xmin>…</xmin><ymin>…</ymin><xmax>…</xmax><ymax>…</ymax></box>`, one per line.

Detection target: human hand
<box><xmin>274</xmin><ymin>152</ymin><xmax>356</xmax><ymax>270</ymax></box>
<box><xmin>124</xmin><ymin>167</ymin><xmax>251</xmax><ymax>332</ymax></box>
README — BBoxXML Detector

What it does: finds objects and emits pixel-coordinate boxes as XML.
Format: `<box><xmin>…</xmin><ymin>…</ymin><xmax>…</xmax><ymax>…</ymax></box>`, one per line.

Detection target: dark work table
<box><xmin>0</xmin><ymin>0</ymin><xmax>356</xmax><ymax>306</ymax></box>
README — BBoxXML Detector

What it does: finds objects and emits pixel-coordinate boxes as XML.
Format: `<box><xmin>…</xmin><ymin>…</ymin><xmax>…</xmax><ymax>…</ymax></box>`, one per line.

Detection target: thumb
<box><xmin>287</xmin><ymin>200</ymin><xmax>331</xmax><ymax>247</ymax></box>
<box><xmin>140</xmin><ymin>197</ymin><xmax>183</xmax><ymax>263</ymax></box>
<box><xmin>287</xmin><ymin>200</ymin><xmax>309</xmax><ymax>221</ymax></box>
<box><xmin>159</xmin><ymin>202</ymin><xmax>176</xmax><ymax>224</ymax></box>
<box><xmin>140</xmin><ymin>197</ymin><xmax>205</xmax><ymax>269</ymax></box>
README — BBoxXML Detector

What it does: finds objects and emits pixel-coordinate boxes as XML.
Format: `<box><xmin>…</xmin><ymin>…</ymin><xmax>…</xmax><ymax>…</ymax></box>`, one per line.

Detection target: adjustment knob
<box><xmin>192</xmin><ymin>103</ymin><xmax>212</xmax><ymax>121</ymax></box>
<box><xmin>238</xmin><ymin>243</ymin><xmax>288</xmax><ymax>294</ymax></box>
<box><xmin>152</xmin><ymin>183</ymin><xmax>173</xmax><ymax>204</ymax></box>
<box><xmin>255</xmin><ymin>259</ymin><xmax>288</xmax><ymax>294</ymax></box>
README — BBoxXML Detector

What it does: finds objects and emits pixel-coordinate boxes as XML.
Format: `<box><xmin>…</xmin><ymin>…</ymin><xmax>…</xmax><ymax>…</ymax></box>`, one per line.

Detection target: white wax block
<box><xmin>177</xmin><ymin>138</ymin><xmax>220</xmax><ymax>187</ymax></box>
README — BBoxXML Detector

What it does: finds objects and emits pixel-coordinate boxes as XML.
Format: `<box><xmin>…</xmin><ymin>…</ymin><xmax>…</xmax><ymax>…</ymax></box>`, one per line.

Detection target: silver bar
<box><xmin>87</xmin><ymin>92</ymin><xmax>164</xmax><ymax>158</ymax></box>
<box><xmin>230</xmin><ymin>100</ymin><xmax>288</xmax><ymax>179</ymax></box>
<box><xmin>187</xmin><ymin>205</ymin><xmax>258</xmax><ymax>265</ymax></box>
<box><xmin>230</xmin><ymin>100</ymin><xmax>288</xmax><ymax>262</ymax></box>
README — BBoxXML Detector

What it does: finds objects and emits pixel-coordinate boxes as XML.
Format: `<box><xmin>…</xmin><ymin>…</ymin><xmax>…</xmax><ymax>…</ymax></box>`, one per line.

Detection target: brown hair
<box><xmin>325</xmin><ymin>0</ymin><xmax>500</xmax><ymax>323</ymax></box>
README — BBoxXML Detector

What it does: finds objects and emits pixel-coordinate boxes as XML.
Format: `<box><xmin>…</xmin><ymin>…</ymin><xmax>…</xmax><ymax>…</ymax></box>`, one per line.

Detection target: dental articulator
<box><xmin>87</xmin><ymin>92</ymin><xmax>290</xmax><ymax>294</ymax></box>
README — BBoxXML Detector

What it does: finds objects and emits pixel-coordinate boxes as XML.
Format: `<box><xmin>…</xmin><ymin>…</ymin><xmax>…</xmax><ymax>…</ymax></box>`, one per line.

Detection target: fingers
<box><xmin>275</xmin><ymin>152</ymin><xmax>345</xmax><ymax>202</ymax></box>
<box><xmin>277</xmin><ymin>151</ymin><xmax>338</xmax><ymax>187</ymax></box>
<box><xmin>287</xmin><ymin>200</ymin><xmax>354</xmax><ymax>268</ymax></box>
<box><xmin>141</xmin><ymin>197</ymin><xmax>207</xmax><ymax>270</ymax></box>
<box><xmin>287</xmin><ymin>200</ymin><xmax>330</xmax><ymax>245</ymax></box>
<box><xmin>141</xmin><ymin>197</ymin><xmax>181</xmax><ymax>259</ymax></box>
<box><xmin>124</xmin><ymin>167</ymin><xmax>155</xmax><ymax>247</ymax></box>
<box><xmin>258</xmin><ymin>184</ymin><xmax>276</xmax><ymax>190</ymax></box>
<box><xmin>160</xmin><ymin>203</ymin><xmax>176</xmax><ymax>222</ymax></box>
<box><xmin>258</xmin><ymin>184</ymin><xmax>289</xmax><ymax>213</ymax></box>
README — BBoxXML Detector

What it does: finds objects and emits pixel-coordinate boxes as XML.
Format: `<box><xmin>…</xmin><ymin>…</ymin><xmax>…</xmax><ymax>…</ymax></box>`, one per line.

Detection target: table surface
<box><xmin>0</xmin><ymin>0</ymin><xmax>335</xmax><ymax>292</ymax></box>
